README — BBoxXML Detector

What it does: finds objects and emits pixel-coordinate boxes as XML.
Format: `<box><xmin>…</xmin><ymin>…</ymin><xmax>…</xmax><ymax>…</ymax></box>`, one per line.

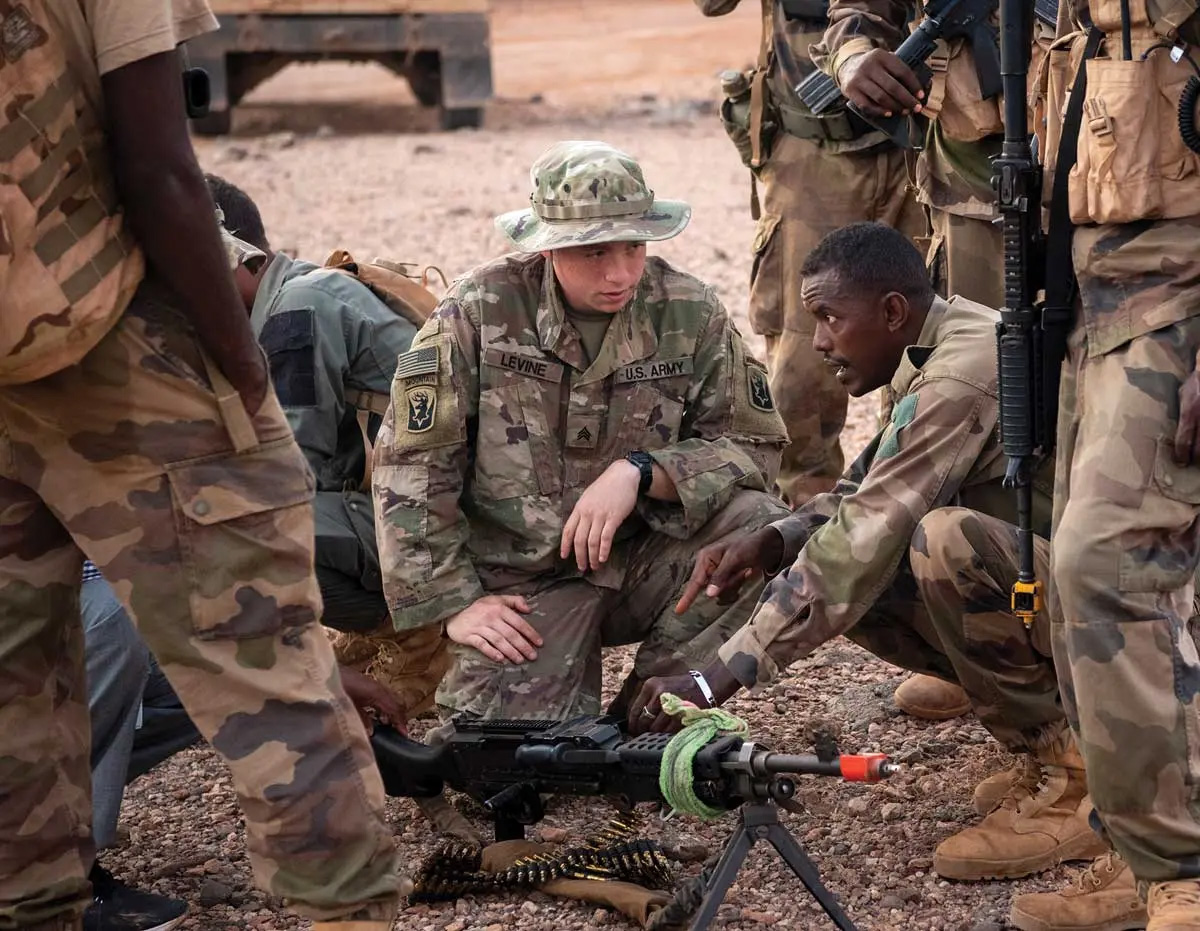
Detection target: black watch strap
<box><xmin>625</xmin><ymin>450</ymin><xmax>655</xmax><ymax>495</ymax></box>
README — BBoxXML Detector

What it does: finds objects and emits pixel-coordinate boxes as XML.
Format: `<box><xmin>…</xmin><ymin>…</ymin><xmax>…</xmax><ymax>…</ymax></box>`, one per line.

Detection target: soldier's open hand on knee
<box><xmin>445</xmin><ymin>595</ymin><xmax>542</xmax><ymax>664</ymax></box>
<box><xmin>675</xmin><ymin>527</ymin><xmax>785</xmax><ymax>614</ymax></box>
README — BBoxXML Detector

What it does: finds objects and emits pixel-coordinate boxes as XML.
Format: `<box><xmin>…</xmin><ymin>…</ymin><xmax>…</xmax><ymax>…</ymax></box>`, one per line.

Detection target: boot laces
<box><xmin>998</xmin><ymin>757</ymin><xmax>1045</xmax><ymax>810</ymax></box>
<box><xmin>1150</xmin><ymin>880</ymin><xmax>1200</xmax><ymax>912</ymax></box>
<box><xmin>1076</xmin><ymin>852</ymin><xmax>1118</xmax><ymax>891</ymax></box>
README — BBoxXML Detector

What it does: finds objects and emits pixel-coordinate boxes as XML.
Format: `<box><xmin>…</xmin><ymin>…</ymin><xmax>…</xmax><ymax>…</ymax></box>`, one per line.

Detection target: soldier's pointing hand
<box><xmin>675</xmin><ymin>527</ymin><xmax>785</xmax><ymax>614</ymax></box>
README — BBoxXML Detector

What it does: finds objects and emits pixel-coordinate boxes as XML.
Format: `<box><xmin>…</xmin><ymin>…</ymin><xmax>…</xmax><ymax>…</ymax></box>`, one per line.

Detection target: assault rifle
<box><xmin>372</xmin><ymin>714</ymin><xmax>897</xmax><ymax>931</ymax></box>
<box><xmin>795</xmin><ymin>0</ymin><xmax>1000</xmax><ymax>148</ymax></box>
<box><xmin>993</xmin><ymin>0</ymin><xmax>1045</xmax><ymax>627</ymax></box>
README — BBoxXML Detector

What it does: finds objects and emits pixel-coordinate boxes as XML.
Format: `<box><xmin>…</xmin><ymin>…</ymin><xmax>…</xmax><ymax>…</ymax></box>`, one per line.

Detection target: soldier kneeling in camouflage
<box><xmin>372</xmin><ymin>140</ymin><xmax>791</xmax><ymax>722</ymax></box>
<box><xmin>632</xmin><ymin>222</ymin><xmax>1109</xmax><ymax>885</ymax></box>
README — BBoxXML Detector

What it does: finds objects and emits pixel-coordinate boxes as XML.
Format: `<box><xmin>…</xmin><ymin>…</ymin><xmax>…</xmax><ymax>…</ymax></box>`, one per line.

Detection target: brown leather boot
<box><xmin>1147</xmin><ymin>878</ymin><xmax>1200</xmax><ymax>930</ymax></box>
<box><xmin>933</xmin><ymin>732</ymin><xmax>1108</xmax><ymax>880</ymax></box>
<box><xmin>974</xmin><ymin>755</ymin><xmax>1043</xmax><ymax>816</ymax></box>
<box><xmin>311</xmin><ymin>923</ymin><xmax>393</xmax><ymax>931</ymax></box>
<box><xmin>893</xmin><ymin>674</ymin><xmax>971</xmax><ymax>720</ymax></box>
<box><xmin>1010</xmin><ymin>851</ymin><xmax>1147</xmax><ymax>931</ymax></box>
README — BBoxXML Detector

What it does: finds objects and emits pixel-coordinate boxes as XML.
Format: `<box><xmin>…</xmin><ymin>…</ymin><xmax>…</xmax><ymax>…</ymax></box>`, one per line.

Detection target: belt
<box><xmin>777</xmin><ymin>102</ymin><xmax>869</xmax><ymax>143</ymax></box>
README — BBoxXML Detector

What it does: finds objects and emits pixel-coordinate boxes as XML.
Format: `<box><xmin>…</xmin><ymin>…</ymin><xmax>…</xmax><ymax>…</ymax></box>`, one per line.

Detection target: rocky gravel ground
<box><xmin>98</xmin><ymin>12</ymin><xmax>1085</xmax><ymax>927</ymax></box>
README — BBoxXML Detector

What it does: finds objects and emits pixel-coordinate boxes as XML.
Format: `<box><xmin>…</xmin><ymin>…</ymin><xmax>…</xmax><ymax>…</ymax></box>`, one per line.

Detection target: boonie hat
<box><xmin>496</xmin><ymin>140</ymin><xmax>691</xmax><ymax>252</ymax></box>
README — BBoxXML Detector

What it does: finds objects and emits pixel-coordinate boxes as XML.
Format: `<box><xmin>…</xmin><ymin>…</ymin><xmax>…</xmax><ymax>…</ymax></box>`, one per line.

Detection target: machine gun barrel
<box><xmin>751</xmin><ymin>751</ymin><xmax>897</xmax><ymax>781</ymax></box>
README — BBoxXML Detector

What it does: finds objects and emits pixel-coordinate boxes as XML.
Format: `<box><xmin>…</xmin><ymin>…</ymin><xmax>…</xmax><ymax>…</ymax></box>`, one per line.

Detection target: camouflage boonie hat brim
<box><xmin>496</xmin><ymin>140</ymin><xmax>692</xmax><ymax>251</ymax></box>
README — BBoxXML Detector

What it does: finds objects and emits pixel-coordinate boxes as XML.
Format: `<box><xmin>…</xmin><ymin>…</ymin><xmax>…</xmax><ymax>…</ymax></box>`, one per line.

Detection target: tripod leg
<box><xmin>687</xmin><ymin>823</ymin><xmax>756</xmax><ymax>931</ymax></box>
<box><xmin>766</xmin><ymin>822</ymin><xmax>858</xmax><ymax>931</ymax></box>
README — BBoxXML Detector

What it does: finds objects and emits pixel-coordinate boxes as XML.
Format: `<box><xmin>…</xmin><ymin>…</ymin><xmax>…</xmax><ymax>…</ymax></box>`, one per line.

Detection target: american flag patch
<box><xmin>395</xmin><ymin>344</ymin><xmax>439</xmax><ymax>380</ymax></box>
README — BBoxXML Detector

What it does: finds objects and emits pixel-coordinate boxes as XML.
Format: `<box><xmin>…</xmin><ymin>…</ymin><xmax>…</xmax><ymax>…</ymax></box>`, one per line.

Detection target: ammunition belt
<box><xmin>412</xmin><ymin>815</ymin><xmax>676</xmax><ymax>901</ymax></box>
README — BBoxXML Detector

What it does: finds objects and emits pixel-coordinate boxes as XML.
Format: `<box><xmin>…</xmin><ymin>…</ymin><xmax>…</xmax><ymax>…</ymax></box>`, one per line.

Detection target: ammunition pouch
<box><xmin>922</xmin><ymin>38</ymin><xmax>1005</xmax><ymax>143</ymax></box>
<box><xmin>777</xmin><ymin>100</ymin><xmax>866</xmax><ymax>142</ymax></box>
<box><xmin>1067</xmin><ymin>31</ymin><xmax>1200</xmax><ymax>224</ymax></box>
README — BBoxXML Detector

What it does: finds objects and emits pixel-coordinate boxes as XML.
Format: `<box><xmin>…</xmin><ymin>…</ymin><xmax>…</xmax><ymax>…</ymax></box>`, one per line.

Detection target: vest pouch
<box><xmin>1037</xmin><ymin>30</ymin><xmax>1086</xmax><ymax>209</ymax></box>
<box><xmin>1068</xmin><ymin>52</ymin><xmax>1200</xmax><ymax>224</ymax></box>
<box><xmin>922</xmin><ymin>38</ymin><xmax>1004</xmax><ymax>143</ymax></box>
<box><xmin>720</xmin><ymin>70</ymin><xmax>756</xmax><ymax>168</ymax></box>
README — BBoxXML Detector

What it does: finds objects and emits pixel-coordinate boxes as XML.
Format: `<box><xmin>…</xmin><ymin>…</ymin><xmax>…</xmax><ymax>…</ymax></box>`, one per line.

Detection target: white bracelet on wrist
<box><xmin>689</xmin><ymin>669</ymin><xmax>716</xmax><ymax>707</ymax></box>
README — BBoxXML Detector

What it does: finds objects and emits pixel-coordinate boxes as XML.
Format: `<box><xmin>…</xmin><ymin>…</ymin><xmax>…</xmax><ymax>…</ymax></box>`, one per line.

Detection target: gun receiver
<box><xmin>372</xmin><ymin>715</ymin><xmax>897</xmax><ymax>931</ymax></box>
<box><xmin>796</xmin><ymin>0</ymin><xmax>999</xmax><ymax>148</ymax></box>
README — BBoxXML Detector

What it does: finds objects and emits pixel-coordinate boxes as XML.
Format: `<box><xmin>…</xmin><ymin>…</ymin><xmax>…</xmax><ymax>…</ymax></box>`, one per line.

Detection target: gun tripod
<box><xmin>655</xmin><ymin>799</ymin><xmax>858</xmax><ymax>931</ymax></box>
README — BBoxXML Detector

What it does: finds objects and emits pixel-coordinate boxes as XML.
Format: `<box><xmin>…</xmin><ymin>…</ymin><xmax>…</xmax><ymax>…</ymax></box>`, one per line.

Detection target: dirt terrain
<box><xmin>101</xmin><ymin>4</ymin><xmax>1081</xmax><ymax>930</ymax></box>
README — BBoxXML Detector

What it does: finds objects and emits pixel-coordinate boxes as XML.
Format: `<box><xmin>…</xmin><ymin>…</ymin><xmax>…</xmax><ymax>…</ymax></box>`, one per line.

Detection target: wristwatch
<box><xmin>625</xmin><ymin>450</ymin><xmax>655</xmax><ymax>496</ymax></box>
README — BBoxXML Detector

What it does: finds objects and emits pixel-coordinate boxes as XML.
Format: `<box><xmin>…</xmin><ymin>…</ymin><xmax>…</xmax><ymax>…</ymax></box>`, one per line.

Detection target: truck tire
<box><xmin>190</xmin><ymin>108</ymin><xmax>233</xmax><ymax>136</ymax></box>
<box><xmin>440</xmin><ymin>106</ymin><xmax>483</xmax><ymax>130</ymax></box>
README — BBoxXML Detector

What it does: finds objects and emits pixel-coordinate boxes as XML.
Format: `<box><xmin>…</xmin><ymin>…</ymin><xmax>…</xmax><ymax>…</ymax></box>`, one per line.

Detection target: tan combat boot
<box><xmin>1010</xmin><ymin>851</ymin><xmax>1147</xmax><ymax>931</ymax></box>
<box><xmin>894</xmin><ymin>674</ymin><xmax>971</xmax><ymax>720</ymax></box>
<box><xmin>933</xmin><ymin>731</ymin><xmax>1108</xmax><ymax>880</ymax></box>
<box><xmin>1147</xmin><ymin>878</ymin><xmax>1200</xmax><ymax>930</ymax></box>
<box><xmin>312</xmin><ymin>922</ymin><xmax>393</xmax><ymax>931</ymax></box>
<box><xmin>974</xmin><ymin>755</ymin><xmax>1043</xmax><ymax>816</ymax></box>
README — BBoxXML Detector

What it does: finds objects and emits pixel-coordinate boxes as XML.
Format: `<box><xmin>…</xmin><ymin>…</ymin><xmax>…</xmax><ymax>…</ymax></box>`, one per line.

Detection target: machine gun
<box><xmin>372</xmin><ymin>714</ymin><xmax>897</xmax><ymax>931</ymax></box>
<box><xmin>795</xmin><ymin>0</ymin><xmax>1000</xmax><ymax>148</ymax></box>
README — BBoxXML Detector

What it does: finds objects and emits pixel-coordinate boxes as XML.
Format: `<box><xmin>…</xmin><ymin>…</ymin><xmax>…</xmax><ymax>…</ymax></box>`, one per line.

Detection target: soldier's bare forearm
<box><xmin>647</xmin><ymin>463</ymin><xmax>681</xmax><ymax>501</ymax></box>
<box><xmin>103</xmin><ymin>50</ymin><xmax>265</xmax><ymax>403</ymax></box>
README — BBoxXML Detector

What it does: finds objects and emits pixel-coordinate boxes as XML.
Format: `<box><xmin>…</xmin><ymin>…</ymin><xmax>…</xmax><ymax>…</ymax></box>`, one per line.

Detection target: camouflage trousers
<box><xmin>1050</xmin><ymin>221</ymin><xmax>1200</xmax><ymax>883</ymax></box>
<box><xmin>926</xmin><ymin>208</ymin><xmax>1004</xmax><ymax>311</ymax></box>
<box><xmin>846</xmin><ymin>506</ymin><xmax>1064</xmax><ymax>751</ymax></box>
<box><xmin>437</xmin><ymin>490</ymin><xmax>790</xmax><ymax>720</ymax></box>
<box><xmin>0</xmin><ymin>282</ymin><xmax>402</xmax><ymax>929</ymax></box>
<box><xmin>753</xmin><ymin>132</ymin><xmax>926</xmax><ymax>506</ymax></box>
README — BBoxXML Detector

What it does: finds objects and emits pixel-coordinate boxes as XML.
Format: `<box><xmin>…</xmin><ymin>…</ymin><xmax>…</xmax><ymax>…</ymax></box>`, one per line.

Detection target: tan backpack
<box><xmin>323</xmin><ymin>249</ymin><xmax>448</xmax><ymax>489</ymax></box>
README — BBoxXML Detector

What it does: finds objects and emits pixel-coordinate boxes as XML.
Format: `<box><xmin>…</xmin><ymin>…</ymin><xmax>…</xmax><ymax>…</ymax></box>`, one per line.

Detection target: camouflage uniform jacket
<box><xmin>718</xmin><ymin>294</ymin><xmax>1055</xmax><ymax>688</ymax></box>
<box><xmin>814</xmin><ymin>0</ymin><xmax>1011</xmax><ymax>219</ymax></box>
<box><xmin>250</xmin><ymin>252</ymin><xmax>417</xmax><ymax>492</ymax></box>
<box><xmin>374</xmin><ymin>253</ymin><xmax>789</xmax><ymax>630</ymax></box>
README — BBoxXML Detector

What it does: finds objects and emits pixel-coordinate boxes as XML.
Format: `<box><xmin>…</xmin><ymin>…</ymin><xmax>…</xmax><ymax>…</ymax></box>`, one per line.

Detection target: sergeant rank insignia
<box><xmin>748</xmin><ymin>367</ymin><xmax>775</xmax><ymax>412</ymax></box>
<box><xmin>407</xmin><ymin>386</ymin><xmax>437</xmax><ymax>433</ymax></box>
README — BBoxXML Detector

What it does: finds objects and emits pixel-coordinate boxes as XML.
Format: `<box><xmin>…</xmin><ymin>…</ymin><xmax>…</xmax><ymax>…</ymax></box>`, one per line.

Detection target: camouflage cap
<box><xmin>216</xmin><ymin>207</ymin><xmax>266</xmax><ymax>272</ymax></box>
<box><xmin>495</xmin><ymin>140</ymin><xmax>691</xmax><ymax>252</ymax></box>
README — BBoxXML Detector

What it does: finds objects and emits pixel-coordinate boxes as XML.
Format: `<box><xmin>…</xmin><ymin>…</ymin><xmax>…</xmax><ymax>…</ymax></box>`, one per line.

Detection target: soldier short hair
<box><xmin>801</xmin><ymin>222</ymin><xmax>934</xmax><ymax>308</ymax></box>
<box><xmin>205</xmin><ymin>173</ymin><xmax>269</xmax><ymax>251</ymax></box>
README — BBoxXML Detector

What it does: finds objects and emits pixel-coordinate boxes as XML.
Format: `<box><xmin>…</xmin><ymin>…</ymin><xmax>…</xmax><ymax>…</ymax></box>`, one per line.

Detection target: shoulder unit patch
<box><xmin>747</xmin><ymin>366</ymin><xmax>775</xmax><ymax>412</ymax></box>
<box><xmin>406</xmin><ymin>385</ymin><xmax>437</xmax><ymax>433</ymax></box>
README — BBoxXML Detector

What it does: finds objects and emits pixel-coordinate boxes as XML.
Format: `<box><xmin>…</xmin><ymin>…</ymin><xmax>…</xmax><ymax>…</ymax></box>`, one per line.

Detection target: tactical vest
<box><xmin>323</xmin><ymin>248</ymin><xmax>440</xmax><ymax>491</ymax></box>
<box><xmin>0</xmin><ymin>0</ymin><xmax>144</xmax><ymax>385</ymax></box>
<box><xmin>1053</xmin><ymin>0</ymin><xmax>1200</xmax><ymax>223</ymax></box>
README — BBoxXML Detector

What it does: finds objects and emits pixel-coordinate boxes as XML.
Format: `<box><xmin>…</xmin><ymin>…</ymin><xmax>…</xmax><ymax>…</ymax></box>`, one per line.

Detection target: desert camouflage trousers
<box><xmin>926</xmin><ymin>208</ymin><xmax>1004</xmax><ymax>311</ymax></box>
<box><xmin>843</xmin><ymin>506</ymin><xmax>1064</xmax><ymax>751</ymax></box>
<box><xmin>1050</xmin><ymin>220</ymin><xmax>1200</xmax><ymax>883</ymax></box>
<box><xmin>753</xmin><ymin>133</ymin><xmax>926</xmax><ymax>506</ymax></box>
<box><xmin>0</xmin><ymin>282</ymin><xmax>402</xmax><ymax>929</ymax></box>
<box><xmin>438</xmin><ymin>490</ymin><xmax>790</xmax><ymax>721</ymax></box>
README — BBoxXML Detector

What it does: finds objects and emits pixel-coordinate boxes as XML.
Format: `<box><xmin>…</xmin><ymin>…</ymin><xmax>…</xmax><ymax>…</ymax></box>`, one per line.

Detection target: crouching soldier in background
<box><xmin>373</xmin><ymin>140</ymin><xmax>791</xmax><ymax>724</ymax></box>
